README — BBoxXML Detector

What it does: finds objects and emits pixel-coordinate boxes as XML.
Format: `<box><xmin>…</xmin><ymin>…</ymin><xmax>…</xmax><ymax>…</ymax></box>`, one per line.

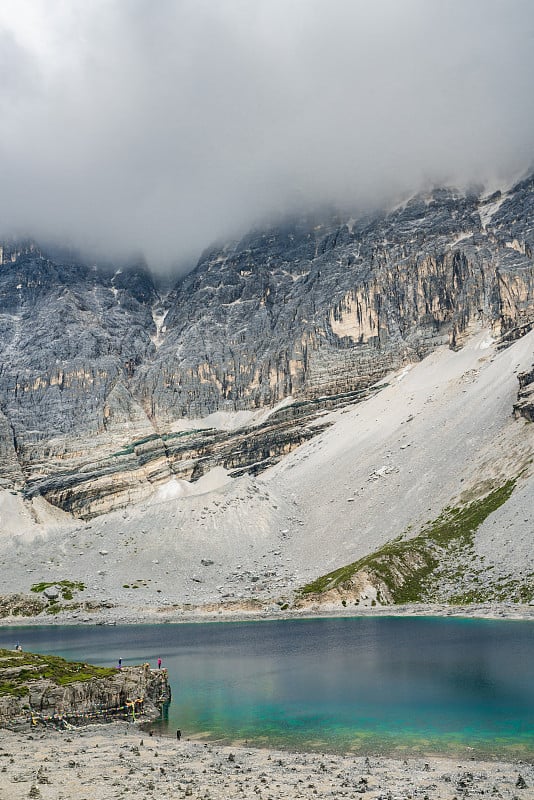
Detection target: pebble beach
<box><xmin>1</xmin><ymin>725</ymin><xmax>533</xmax><ymax>800</ymax></box>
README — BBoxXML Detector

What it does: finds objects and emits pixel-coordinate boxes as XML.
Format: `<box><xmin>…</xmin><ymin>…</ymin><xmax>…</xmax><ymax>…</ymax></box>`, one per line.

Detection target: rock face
<box><xmin>514</xmin><ymin>365</ymin><xmax>534</xmax><ymax>422</ymax></box>
<box><xmin>0</xmin><ymin>176</ymin><xmax>533</xmax><ymax>517</ymax></box>
<box><xmin>0</xmin><ymin>651</ymin><xmax>171</xmax><ymax>729</ymax></box>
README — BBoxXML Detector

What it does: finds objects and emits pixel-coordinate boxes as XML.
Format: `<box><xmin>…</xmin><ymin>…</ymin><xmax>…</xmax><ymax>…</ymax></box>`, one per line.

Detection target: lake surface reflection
<box><xmin>3</xmin><ymin>616</ymin><xmax>533</xmax><ymax>757</ymax></box>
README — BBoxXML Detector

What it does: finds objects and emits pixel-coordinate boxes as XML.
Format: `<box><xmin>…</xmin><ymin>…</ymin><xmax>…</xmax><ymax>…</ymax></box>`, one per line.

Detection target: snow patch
<box><xmin>153</xmin><ymin>467</ymin><xmax>231</xmax><ymax>503</ymax></box>
<box><xmin>150</xmin><ymin>308</ymin><xmax>169</xmax><ymax>348</ymax></box>
<box><xmin>478</xmin><ymin>194</ymin><xmax>507</xmax><ymax>229</ymax></box>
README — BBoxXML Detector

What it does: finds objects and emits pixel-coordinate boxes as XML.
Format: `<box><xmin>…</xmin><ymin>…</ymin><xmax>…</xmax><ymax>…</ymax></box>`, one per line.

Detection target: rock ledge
<box><xmin>0</xmin><ymin>648</ymin><xmax>170</xmax><ymax>730</ymax></box>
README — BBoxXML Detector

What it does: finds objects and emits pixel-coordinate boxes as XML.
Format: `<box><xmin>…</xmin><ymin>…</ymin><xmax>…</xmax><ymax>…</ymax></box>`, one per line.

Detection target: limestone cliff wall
<box><xmin>0</xmin><ymin>176</ymin><xmax>533</xmax><ymax>516</ymax></box>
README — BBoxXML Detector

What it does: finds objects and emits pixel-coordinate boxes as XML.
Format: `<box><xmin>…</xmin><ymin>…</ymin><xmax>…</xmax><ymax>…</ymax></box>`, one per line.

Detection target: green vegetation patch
<box><xmin>0</xmin><ymin>682</ymin><xmax>29</xmax><ymax>697</ymax></box>
<box><xmin>44</xmin><ymin>602</ymin><xmax>83</xmax><ymax>615</ymax></box>
<box><xmin>299</xmin><ymin>479</ymin><xmax>517</xmax><ymax>603</ymax></box>
<box><xmin>443</xmin><ymin>570</ymin><xmax>534</xmax><ymax>606</ymax></box>
<box><xmin>0</xmin><ymin>648</ymin><xmax>115</xmax><ymax>696</ymax></box>
<box><xmin>30</xmin><ymin>580</ymin><xmax>85</xmax><ymax>601</ymax></box>
<box><xmin>122</xmin><ymin>579</ymin><xmax>150</xmax><ymax>590</ymax></box>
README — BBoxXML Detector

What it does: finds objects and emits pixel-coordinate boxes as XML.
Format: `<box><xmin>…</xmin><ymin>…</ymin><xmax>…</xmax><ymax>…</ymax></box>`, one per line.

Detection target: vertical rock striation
<box><xmin>0</xmin><ymin>176</ymin><xmax>533</xmax><ymax>515</ymax></box>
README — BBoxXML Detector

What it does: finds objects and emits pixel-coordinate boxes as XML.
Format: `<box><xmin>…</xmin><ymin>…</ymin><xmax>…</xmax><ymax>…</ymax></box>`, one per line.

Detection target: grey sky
<box><xmin>0</xmin><ymin>0</ymin><xmax>533</xmax><ymax>270</ymax></box>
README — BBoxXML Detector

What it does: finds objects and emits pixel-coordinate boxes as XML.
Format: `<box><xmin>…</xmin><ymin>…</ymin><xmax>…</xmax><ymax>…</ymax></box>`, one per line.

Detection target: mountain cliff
<box><xmin>0</xmin><ymin>175</ymin><xmax>533</xmax><ymax>518</ymax></box>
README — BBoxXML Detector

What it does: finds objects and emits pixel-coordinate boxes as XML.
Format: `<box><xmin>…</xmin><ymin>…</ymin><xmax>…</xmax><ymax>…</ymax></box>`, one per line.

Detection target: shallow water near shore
<box><xmin>3</xmin><ymin>616</ymin><xmax>534</xmax><ymax>759</ymax></box>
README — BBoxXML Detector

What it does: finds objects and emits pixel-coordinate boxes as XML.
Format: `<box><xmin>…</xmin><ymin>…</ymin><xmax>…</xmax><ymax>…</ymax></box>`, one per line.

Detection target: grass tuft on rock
<box><xmin>0</xmin><ymin>648</ymin><xmax>115</xmax><ymax>696</ymax></box>
<box><xmin>30</xmin><ymin>581</ymin><xmax>85</xmax><ymax>601</ymax></box>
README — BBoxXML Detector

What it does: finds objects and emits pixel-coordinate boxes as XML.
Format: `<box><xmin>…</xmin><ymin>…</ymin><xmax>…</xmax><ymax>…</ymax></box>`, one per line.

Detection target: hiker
<box><xmin>157</xmin><ymin>657</ymin><xmax>162</xmax><ymax>669</ymax></box>
<box><xmin>176</xmin><ymin>729</ymin><xmax>181</xmax><ymax>740</ymax></box>
<box><xmin>118</xmin><ymin>658</ymin><xmax>122</xmax><ymax>670</ymax></box>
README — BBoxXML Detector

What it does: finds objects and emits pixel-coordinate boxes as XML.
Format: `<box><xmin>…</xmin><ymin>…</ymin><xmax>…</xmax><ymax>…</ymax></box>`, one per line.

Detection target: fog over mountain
<box><xmin>1</xmin><ymin>0</ymin><xmax>533</xmax><ymax>270</ymax></box>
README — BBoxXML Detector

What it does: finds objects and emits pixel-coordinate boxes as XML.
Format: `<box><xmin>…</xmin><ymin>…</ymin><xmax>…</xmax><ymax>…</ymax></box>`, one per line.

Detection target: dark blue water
<box><xmin>2</xmin><ymin>617</ymin><xmax>533</xmax><ymax>757</ymax></box>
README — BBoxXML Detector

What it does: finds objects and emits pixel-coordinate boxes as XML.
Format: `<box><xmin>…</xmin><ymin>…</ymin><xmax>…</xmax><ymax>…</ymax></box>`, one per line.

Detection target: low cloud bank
<box><xmin>0</xmin><ymin>0</ymin><xmax>533</xmax><ymax>270</ymax></box>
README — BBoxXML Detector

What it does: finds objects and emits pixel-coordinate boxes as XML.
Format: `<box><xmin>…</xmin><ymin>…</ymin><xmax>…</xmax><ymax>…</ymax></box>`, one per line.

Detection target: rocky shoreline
<box><xmin>0</xmin><ymin>724</ymin><xmax>532</xmax><ymax>800</ymax></box>
<box><xmin>1</xmin><ymin>605</ymin><xmax>533</xmax><ymax>799</ymax></box>
<box><xmin>2</xmin><ymin>600</ymin><xmax>534</xmax><ymax>628</ymax></box>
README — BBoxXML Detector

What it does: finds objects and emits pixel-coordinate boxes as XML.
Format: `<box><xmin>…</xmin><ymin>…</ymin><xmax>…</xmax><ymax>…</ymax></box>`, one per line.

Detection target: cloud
<box><xmin>0</xmin><ymin>0</ymin><xmax>533</xmax><ymax>270</ymax></box>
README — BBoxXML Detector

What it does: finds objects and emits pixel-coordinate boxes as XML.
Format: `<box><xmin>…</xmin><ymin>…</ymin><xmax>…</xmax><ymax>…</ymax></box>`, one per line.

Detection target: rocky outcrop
<box><xmin>0</xmin><ymin>649</ymin><xmax>171</xmax><ymax>729</ymax></box>
<box><xmin>0</xmin><ymin>594</ymin><xmax>46</xmax><ymax>618</ymax></box>
<box><xmin>514</xmin><ymin>365</ymin><xmax>534</xmax><ymax>422</ymax></box>
<box><xmin>25</xmin><ymin>384</ymin><xmax>378</xmax><ymax>518</ymax></box>
<box><xmin>0</xmin><ymin>176</ymin><xmax>533</xmax><ymax>516</ymax></box>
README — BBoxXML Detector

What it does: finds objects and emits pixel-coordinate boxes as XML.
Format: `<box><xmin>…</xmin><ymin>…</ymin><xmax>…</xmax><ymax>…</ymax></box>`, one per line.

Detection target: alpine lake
<box><xmin>2</xmin><ymin>616</ymin><xmax>533</xmax><ymax>760</ymax></box>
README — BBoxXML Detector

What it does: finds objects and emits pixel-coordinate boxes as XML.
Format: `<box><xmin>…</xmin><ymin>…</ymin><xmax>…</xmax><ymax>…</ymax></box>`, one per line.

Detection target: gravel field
<box><xmin>1</xmin><ymin>725</ymin><xmax>533</xmax><ymax>800</ymax></box>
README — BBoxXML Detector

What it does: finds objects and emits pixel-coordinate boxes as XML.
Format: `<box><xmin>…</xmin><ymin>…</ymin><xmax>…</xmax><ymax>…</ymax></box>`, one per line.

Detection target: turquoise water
<box><xmin>3</xmin><ymin>617</ymin><xmax>534</xmax><ymax>757</ymax></box>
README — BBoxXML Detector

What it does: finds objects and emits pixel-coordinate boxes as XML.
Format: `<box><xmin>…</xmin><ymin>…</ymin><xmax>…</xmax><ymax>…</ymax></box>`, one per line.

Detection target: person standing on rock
<box><xmin>118</xmin><ymin>658</ymin><xmax>122</xmax><ymax>670</ymax></box>
<box><xmin>158</xmin><ymin>657</ymin><xmax>162</xmax><ymax>669</ymax></box>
